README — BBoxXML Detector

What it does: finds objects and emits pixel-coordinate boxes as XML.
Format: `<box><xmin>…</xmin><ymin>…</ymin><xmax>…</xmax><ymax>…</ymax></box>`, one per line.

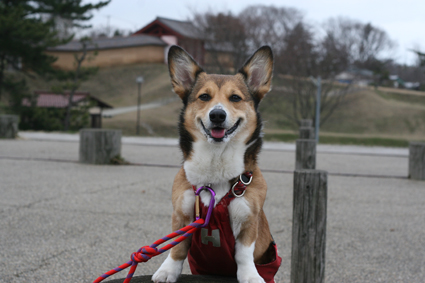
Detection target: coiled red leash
<box><xmin>93</xmin><ymin>186</ymin><xmax>216</xmax><ymax>283</ymax></box>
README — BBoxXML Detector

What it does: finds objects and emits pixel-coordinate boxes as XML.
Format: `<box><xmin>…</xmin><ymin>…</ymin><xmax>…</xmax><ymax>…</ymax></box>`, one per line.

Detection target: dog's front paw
<box><xmin>152</xmin><ymin>255</ymin><xmax>183</xmax><ymax>283</ymax></box>
<box><xmin>237</xmin><ymin>267</ymin><xmax>266</xmax><ymax>283</ymax></box>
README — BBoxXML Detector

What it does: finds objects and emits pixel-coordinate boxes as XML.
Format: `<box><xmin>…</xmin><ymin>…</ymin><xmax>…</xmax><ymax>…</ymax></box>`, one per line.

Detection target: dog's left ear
<box><xmin>238</xmin><ymin>46</ymin><xmax>273</xmax><ymax>103</ymax></box>
<box><xmin>168</xmin><ymin>45</ymin><xmax>204</xmax><ymax>101</ymax></box>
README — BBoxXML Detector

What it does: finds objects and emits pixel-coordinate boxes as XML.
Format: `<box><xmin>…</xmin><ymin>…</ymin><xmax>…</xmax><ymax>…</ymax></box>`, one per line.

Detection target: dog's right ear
<box><xmin>168</xmin><ymin>46</ymin><xmax>204</xmax><ymax>101</ymax></box>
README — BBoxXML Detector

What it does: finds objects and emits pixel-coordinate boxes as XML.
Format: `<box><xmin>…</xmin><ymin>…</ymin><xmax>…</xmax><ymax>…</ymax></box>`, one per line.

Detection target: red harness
<box><xmin>188</xmin><ymin>172</ymin><xmax>282</xmax><ymax>283</ymax></box>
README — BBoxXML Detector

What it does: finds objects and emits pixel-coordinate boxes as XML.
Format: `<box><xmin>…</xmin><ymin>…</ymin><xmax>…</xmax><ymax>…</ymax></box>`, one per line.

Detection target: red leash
<box><xmin>93</xmin><ymin>186</ymin><xmax>216</xmax><ymax>283</ymax></box>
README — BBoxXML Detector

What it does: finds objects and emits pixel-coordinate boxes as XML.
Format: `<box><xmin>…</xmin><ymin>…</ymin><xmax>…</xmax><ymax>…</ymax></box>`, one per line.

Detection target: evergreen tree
<box><xmin>0</xmin><ymin>0</ymin><xmax>110</xmax><ymax>100</ymax></box>
<box><xmin>412</xmin><ymin>50</ymin><xmax>425</xmax><ymax>67</ymax></box>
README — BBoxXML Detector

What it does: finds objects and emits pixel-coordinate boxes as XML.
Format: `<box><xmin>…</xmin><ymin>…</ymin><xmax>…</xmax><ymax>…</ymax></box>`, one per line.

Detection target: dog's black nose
<box><xmin>209</xmin><ymin>109</ymin><xmax>226</xmax><ymax>124</ymax></box>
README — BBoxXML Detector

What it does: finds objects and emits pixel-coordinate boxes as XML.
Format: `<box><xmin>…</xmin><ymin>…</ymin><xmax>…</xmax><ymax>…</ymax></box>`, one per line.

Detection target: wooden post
<box><xmin>299</xmin><ymin>127</ymin><xmax>314</xmax><ymax>140</ymax></box>
<box><xmin>300</xmin><ymin>119</ymin><xmax>313</xmax><ymax>128</ymax></box>
<box><xmin>291</xmin><ymin>170</ymin><xmax>328</xmax><ymax>283</ymax></box>
<box><xmin>299</xmin><ymin>119</ymin><xmax>314</xmax><ymax>140</ymax></box>
<box><xmin>79</xmin><ymin>129</ymin><xmax>122</xmax><ymax>164</ymax></box>
<box><xmin>409</xmin><ymin>142</ymin><xmax>425</xmax><ymax>180</ymax></box>
<box><xmin>0</xmin><ymin>115</ymin><xmax>19</xmax><ymax>139</ymax></box>
<box><xmin>104</xmin><ymin>275</ymin><xmax>238</xmax><ymax>283</ymax></box>
<box><xmin>296</xmin><ymin>139</ymin><xmax>316</xmax><ymax>170</ymax></box>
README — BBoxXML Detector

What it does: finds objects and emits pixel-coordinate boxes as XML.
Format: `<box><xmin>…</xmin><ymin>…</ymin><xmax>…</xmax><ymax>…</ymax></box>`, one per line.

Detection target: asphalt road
<box><xmin>0</xmin><ymin>133</ymin><xmax>424</xmax><ymax>283</ymax></box>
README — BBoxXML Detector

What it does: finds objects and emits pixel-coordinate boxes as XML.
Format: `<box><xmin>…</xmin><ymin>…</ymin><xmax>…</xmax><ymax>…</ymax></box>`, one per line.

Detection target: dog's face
<box><xmin>168</xmin><ymin>46</ymin><xmax>273</xmax><ymax>152</ymax></box>
<box><xmin>182</xmin><ymin>73</ymin><xmax>256</xmax><ymax>144</ymax></box>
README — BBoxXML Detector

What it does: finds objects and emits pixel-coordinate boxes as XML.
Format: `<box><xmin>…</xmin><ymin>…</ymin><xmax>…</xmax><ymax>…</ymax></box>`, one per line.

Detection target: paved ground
<box><xmin>0</xmin><ymin>133</ymin><xmax>424</xmax><ymax>283</ymax></box>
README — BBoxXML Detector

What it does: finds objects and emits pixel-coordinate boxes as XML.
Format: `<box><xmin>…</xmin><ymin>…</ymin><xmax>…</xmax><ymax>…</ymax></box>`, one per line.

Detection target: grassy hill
<box><xmin>80</xmin><ymin>63</ymin><xmax>174</xmax><ymax>107</ymax></box>
<box><xmin>23</xmin><ymin>63</ymin><xmax>425</xmax><ymax>146</ymax></box>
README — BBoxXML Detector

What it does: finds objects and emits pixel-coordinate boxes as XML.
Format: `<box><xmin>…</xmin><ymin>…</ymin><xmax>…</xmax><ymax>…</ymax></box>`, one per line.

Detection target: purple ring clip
<box><xmin>194</xmin><ymin>186</ymin><xmax>216</xmax><ymax>228</ymax></box>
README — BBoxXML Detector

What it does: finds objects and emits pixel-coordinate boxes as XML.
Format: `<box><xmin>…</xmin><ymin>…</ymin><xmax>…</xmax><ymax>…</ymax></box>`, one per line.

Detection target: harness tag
<box><xmin>201</xmin><ymin>228</ymin><xmax>221</xmax><ymax>247</ymax></box>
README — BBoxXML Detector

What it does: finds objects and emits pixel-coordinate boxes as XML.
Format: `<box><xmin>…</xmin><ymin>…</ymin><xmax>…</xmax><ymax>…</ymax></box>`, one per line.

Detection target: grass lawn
<box><xmin>263</xmin><ymin>131</ymin><xmax>418</xmax><ymax>147</ymax></box>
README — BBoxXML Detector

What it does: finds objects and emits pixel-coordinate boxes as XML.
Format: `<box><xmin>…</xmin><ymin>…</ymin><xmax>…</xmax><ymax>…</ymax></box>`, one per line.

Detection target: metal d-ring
<box><xmin>231</xmin><ymin>181</ymin><xmax>246</xmax><ymax>198</ymax></box>
<box><xmin>240</xmin><ymin>173</ymin><xmax>253</xmax><ymax>185</ymax></box>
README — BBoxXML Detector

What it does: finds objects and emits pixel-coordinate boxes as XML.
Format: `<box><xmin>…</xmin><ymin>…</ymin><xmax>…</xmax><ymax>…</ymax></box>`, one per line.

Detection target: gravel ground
<box><xmin>0</xmin><ymin>134</ymin><xmax>423</xmax><ymax>283</ymax></box>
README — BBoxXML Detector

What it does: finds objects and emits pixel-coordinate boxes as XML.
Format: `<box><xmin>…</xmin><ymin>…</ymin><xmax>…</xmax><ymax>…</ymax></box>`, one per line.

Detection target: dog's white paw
<box><xmin>152</xmin><ymin>255</ymin><xmax>183</xmax><ymax>283</ymax></box>
<box><xmin>235</xmin><ymin>241</ymin><xmax>265</xmax><ymax>283</ymax></box>
<box><xmin>237</xmin><ymin>266</ymin><xmax>266</xmax><ymax>283</ymax></box>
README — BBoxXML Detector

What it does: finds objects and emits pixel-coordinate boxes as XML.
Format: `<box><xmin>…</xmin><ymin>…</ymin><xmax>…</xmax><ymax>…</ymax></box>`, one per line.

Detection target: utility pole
<box><xmin>310</xmin><ymin>76</ymin><xmax>321</xmax><ymax>143</ymax></box>
<box><xmin>106</xmin><ymin>15</ymin><xmax>111</xmax><ymax>36</ymax></box>
<box><xmin>315</xmin><ymin>76</ymin><xmax>321</xmax><ymax>143</ymax></box>
<box><xmin>136</xmin><ymin>76</ymin><xmax>144</xmax><ymax>135</ymax></box>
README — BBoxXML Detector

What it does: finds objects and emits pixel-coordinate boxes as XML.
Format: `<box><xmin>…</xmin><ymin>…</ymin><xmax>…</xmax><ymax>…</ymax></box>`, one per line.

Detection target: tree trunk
<box><xmin>291</xmin><ymin>170</ymin><xmax>328</xmax><ymax>283</ymax></box>
<box><xmin>64</xmin><ymin>43</ymin><xmax>87</xmax><ymax>131</ymax></box>
<box><xmin>79</xmin><ymin>129</ymin><xmax>121</xmax><ymax>164</ymax></box>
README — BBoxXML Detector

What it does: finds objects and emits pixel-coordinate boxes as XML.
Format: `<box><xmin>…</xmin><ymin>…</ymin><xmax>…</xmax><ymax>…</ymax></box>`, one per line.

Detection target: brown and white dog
<box><xmin>152</xmin><ymin>46</ymin><xmax>280</xmax><ymax>283</ymax></box>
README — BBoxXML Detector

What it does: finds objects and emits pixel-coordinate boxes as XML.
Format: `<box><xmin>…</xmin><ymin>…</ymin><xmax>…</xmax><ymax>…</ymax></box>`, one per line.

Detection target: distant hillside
<box><xmin>80</xmin><ymin>63</ymin><xmax>174</xmax><ymax>107</ymax></box>
<box><xmin>24</xmin><ymin>63</ymin><xmax>174</xmax><ymax>107</ymax></box>
<box><xmin>261</xmin><ymin>87</ymin><xmax>425</xmax><ymax>140</ymax></box>
<box><xmin>23</xmin><ymin>63</ymin><xmax>425</xmax><ymax>143</ymax></box>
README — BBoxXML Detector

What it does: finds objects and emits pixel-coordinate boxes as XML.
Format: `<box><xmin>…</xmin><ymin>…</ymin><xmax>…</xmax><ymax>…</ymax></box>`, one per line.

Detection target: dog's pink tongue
<box><xmin>211</xmin><ymin>128</ymin><xmax>225</xmax><ymax>139</ymax></box>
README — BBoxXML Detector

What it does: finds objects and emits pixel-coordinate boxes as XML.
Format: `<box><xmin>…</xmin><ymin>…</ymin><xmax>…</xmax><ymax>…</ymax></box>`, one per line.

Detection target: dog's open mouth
<box><xmin>201</xmin><ymin>119</ymin><xmax>241</xmax><ymax>141</ymax></box>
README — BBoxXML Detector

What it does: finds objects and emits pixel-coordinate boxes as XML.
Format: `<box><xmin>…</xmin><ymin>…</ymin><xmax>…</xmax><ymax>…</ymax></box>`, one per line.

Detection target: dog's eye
<box><xmin>199</xmin><ymin>93</ymin><xmax>211</xmax><ymax>101</ymax></box>
<box><xmin>229</xmin><ymin>94</ymin><xmax>242</xmax><ymax>102</ymax></box>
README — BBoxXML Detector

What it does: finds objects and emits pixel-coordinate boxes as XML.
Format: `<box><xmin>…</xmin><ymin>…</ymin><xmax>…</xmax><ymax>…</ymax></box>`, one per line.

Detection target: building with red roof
<box><xmin>22</xmin><ymin>91</ymin><xmax>112</xmax><ymax>128</ymax></box>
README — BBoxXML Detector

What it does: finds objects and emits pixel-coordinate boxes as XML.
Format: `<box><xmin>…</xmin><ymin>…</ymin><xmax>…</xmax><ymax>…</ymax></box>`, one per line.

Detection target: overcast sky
<box><xmin>85</xmin><ymin>0</ymin><xmax>425</xmax><ymax>65</ymax></box>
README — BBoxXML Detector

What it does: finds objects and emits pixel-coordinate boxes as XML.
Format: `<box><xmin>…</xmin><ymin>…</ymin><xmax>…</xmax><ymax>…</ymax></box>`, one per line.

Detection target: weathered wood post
<box><xmin>408</xmin><ymin>142</ymin><xmax>425</xmax><ymax>180</ymax></box>
<box><xmin>79</xmin><ymin>129</ymin><xmax>122</xmax><ymax>164</ymax></box>
<box><xmin>0</xmin><ymin>114</ymin><xmax>19</xmax><ymax>139</ymax></box>
<box><xmin>105</xmin><ymin>275</ymin><xmax>238</xmax><ymax>283</ymax></box>
<box><xmin>296</xmin><ymin>139</ymin><xmax>316</xmax><ymax>170</ymax></box>
<box><xmin>291</xmin><ymin>170</ymin><xmax>328</xmax><ymax>283</ymax></box>
<box><xmin>299</xmin><ymin>119</ymin><xmax>314</xmax><ymax>140</ymax></box>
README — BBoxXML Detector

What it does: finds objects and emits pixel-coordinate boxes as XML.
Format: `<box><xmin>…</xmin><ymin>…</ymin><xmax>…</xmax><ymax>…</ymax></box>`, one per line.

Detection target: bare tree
<box><xmin>276</xmin><ymin>76</ymin><xmax>355</xmax><ymax>127</ymax></box>
<box><xmin>53</xmin><ymin>37</ymin><xmax>98</xmax><ymax>131</ymax></box>
<box><xmin>275</xmin><ymin>21</ymin><xmax>357</xmax><ymax>127</ymax></box>
<box><xmin>278</xmin><ymin>22</ymin><xmax>318</xmax><ymax>76</ymax></box>
<box><xmin>191</xmin><ymin>12</ymin><xmax>248</xmax><ymax>73</ymax></box>
<box><xmin>86</xmin><ymin>25</ymin><xmax>131</xmax><ymax>38</ymax></box>
<box><xmin>189</xmin><ymin>8</ymin><xmax>395</xmax><ymax>129</ymax></box>
<box><xmin>411</xmin><ymin>50</ymin><xmax>425</xmax><ymax>68</ymax></box>
<box><xmin>238</xmin><ymin>5</ymin><xmax>303</xmax><ymax>53</ymax></box>
<box><xmin>323</xmin><ymin>17</ymin><xmax>395</xmax><ymax>69</ymax></box>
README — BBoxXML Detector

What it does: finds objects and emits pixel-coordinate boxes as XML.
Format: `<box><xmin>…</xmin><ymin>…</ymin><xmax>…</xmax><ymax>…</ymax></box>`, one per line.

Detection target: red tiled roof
<box><xmin>22</xmin><ymin>91</ymin><xmax>113</xmax><ymax>109</ymax></box>
<box><xmin>133</xmin><ymin>17</ymin><xmax>201</xmax><ymax>39</ymax></box>
<box><xmin>22</xmin><ymin>91</ymin><xmax>89</xmax><ymax>108</ymax></box>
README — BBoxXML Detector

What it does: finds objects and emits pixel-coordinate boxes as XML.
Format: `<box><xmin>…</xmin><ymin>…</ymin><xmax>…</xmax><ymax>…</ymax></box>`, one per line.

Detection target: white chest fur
<box><xmin>184</xmin><ymin>139</ymin><xmax>246</xmax><ymax>205</ymax></box>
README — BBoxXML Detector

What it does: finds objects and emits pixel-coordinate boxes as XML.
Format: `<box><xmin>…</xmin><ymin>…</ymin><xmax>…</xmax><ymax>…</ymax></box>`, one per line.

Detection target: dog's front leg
<box><xmin>231</xmin><ymin>199</ymin><xmax>265</xmax><ymax>283</ymax></box>
<box><xmin>152</xmin><ymin>189</ymin><xmax>194</xmax><ymax>283</ymax></box>
<box><xmin>235</xmin><ymin>223</ymin><xmax>265</xmax><ymax>283</ymax></box>
<box><xmin>235</xmin><ymin>241</ymin><xmax>264</xmax><ymax>283</ymax></box>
